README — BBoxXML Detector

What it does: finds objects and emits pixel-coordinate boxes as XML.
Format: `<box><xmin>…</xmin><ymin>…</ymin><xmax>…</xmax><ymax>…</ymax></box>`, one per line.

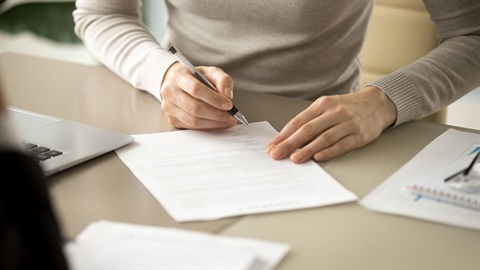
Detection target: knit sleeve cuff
<box><xmin>134</xmin><ymin>48</ymin><xmax>177</xmax><ymax>103</ymax></box>
<box><xmin>367</xmin><ymin>71</ymin><xmax>423</xmax><ymax>127</ymax></box>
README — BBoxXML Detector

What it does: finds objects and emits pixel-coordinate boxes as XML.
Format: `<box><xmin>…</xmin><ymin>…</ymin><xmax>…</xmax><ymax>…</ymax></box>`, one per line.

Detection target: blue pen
<box><xmin>169</xmin><ymin>46</ymin><xmax>249</xmax><ymax>125</ymax></box>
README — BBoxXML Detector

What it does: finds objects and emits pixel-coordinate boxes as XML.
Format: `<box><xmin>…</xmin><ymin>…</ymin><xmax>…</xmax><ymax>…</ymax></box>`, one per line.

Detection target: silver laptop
<box><xmin>8</xmin><ymin>107</ymin><xmax>134</xmax><ymax>176</ymax></box>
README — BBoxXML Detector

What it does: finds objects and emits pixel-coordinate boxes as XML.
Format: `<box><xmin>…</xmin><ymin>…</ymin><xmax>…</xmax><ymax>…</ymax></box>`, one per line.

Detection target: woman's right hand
<box><xmin>160</xmin><ymin>62</ymin><xmax>238</xmax><ymax>129</ymax></box>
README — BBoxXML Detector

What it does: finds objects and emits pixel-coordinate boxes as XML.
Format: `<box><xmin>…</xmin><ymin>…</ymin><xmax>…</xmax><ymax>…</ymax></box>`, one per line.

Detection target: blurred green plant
<box><xmin>0</xmin><ymin>2</ymin><xmax>81</xmax><ymax>43</ymax></box>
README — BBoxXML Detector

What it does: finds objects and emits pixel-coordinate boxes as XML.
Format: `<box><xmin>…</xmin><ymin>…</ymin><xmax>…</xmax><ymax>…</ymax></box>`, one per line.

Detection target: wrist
<box><xmin>360</xmin><ymin>86</ymin><xmax>397</xmax><ymax>128</ymax></box>
<box><xmin>160</xmin><ymin>62</ymin><xmax>182</xmax><ymax>103</ymax></box>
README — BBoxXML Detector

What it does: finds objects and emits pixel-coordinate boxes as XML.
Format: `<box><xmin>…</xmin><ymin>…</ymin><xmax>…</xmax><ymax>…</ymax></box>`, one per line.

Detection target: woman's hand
<box><xmin>267</xmin><ymin>86</ymin><xmax>397</xmax><ymax>163</ymax></box>
<box><xmin>160</xmin><ymin>62</ymin><xmax>237</xmax><ymax>129</ymax></box>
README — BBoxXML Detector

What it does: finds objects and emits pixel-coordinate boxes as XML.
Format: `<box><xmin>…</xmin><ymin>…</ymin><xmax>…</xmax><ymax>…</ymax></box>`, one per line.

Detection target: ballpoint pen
<box><xmin>168</xmin><ymin>46</ymin><xmax>249</xmax><ymax>125</ymax></box>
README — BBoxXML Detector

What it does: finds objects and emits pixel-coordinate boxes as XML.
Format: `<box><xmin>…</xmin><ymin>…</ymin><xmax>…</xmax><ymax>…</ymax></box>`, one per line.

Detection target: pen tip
<box><xmin>233</xmin><ymin>112</ymin><xmax>249</xmax><ymax>125</ymax></box>
<box><xmin>240</xmin><ymin>116</ymin><xmax>249</xmax><ymax>125</ymax></box>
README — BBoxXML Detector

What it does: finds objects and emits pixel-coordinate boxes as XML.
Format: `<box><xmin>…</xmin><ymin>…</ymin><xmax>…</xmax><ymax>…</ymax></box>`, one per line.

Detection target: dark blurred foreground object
<box><xmin>0</xmin><ymin>150</ymin><xmax>69</xmax><ymax>270</ymax></box>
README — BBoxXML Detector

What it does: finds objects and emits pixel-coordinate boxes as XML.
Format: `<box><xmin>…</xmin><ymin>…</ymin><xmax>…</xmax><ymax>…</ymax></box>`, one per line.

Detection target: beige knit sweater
<box><xmin>73</xmin><ymin>0</ymin><xmax>480</xmax><ymax>126</ymax></box>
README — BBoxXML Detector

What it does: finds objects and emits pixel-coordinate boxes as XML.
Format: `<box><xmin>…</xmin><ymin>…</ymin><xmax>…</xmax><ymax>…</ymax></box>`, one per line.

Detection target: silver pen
<box><xmin>168</xmin><ymin>46</ymin><xmax>249</xmax><ymax>125</ymax></box>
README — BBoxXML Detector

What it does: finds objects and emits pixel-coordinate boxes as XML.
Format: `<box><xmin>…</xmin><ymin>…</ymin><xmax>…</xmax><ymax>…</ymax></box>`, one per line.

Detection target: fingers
<box><xmin>268</xmin><ymin>108</ymin><xmax>350</xmax><ymax>163</ymax></box>
<box><xmin>197</xmin><ymin>66</ymin><xmax>234</xmax><ymax>100</ymax></box>
<box><xmin>288</xmin><ymin>117</ymin><xmax>360</xmax><ymax>163</ymax></box>
<box><xmin>161</xmin><ymin>63</ymin><xmax>237</xmax><ymax>129</ymax></box>
<box><xmin>176</xmin><ymin>67</ymin><xmax>233</xmax><ymax>111</ymax></box>
<box><xmin>311</xmin><ymin>134</ymin><xmax>360</xmax><ymax>162</ymax></box>
<box><xmin>267</xmin><ymin>103</ymin><xmax>325</xmax><ymax>149</ymax></box>
<box><xmin>266</xmin><ymin>97</ymin><xmax>332</xmax><ymax>159</ymax></box>
<box><xmin>267</xmin><ymin>93</ymin><xmax>387</xmax><ymax>163</ymax></box>
<box><xmin>162</xmin><ymin>88</ymin><xmax>237</xmax><ymax>128</ymax></box>
<box><xmin>163</xmin><ymin>101</ymin><xmax>237</xmax><ymax>129</ymax></box>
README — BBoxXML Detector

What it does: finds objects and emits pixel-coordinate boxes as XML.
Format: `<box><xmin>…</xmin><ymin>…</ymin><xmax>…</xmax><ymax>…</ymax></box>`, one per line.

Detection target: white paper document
<box><xmin>360</xmin><ymin>128</ymin><xmax>480</xmax><ymax>230</ymax></box>
<box><xmin>404</xmin><ymin>156</ymin><xmax>480</xmax><ymax>211</ymax></box>
<box><xmin>116</xmin><ymin>121</ymin><xmax>357</xmax><ymax>222</ymax></box>
<box><xmin>64</xmin><ymin>220</ymin><xmax>289</xmax><ymax>270</ymax></box>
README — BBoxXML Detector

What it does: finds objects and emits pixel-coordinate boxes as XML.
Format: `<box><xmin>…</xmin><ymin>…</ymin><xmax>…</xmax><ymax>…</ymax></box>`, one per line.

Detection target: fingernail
<box><xmin>221</xmin><ymin>102</ymin><xmax>232</xmax><ymax>110</ymax></box>
<box><xmin>266</xmin><ymin>144</ymin><xmax>275</xmax><ymax>154</ymax></box>
<box><xmin>224</xmin><ymin>87</ymin><xmax>233</xmax><ymax>99</ymax></box>
<box><xmin>314</xmin><ymin>152</ymin><xmax>324</xmax><ymax>162</ymax></box>
<box><xmin>291</xmin><ymin>152</ymin><xmax>304</xmax><ymax>163</ymax></box>
<box><xmin>270</xmin><ymin>148</ymin><xmax>284</xmax><ymax>160</ymax></box>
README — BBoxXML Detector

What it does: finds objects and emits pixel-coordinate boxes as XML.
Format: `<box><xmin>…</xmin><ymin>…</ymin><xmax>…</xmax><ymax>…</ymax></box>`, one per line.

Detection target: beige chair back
<box><xmin>360</xmin><ymin>0</ymin><xmax>445</xmax><ymax>123</ymax></box>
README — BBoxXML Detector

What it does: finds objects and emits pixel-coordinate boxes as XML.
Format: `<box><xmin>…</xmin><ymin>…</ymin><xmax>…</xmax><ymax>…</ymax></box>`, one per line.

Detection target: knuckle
<box><xmin>321</xmin><ymin>131</ymin><xmax>335</xmax><ymax>146</ymax></box>
<box><xmin>333</xmin><ymin>105</ymin><xmax>349</xmax><ymax>116</ymax></box>
<box><xmin>186</xmin><ymin>103</ymin><xmax>202</xmax><ymax>116</ymax></box>
<box><xmin>313</xmin><ymin>95</ymin><xmax>335</xmax><ymax>109</ymax></box>
<box><xmin>160</xmin><ymin>86</ymin><xmax>173</xmax><ymax>100</ymax></box>
<box><xmin>289</xmin><ymin>117</ymin><xmax>303</xmax><ymax>129</ymax></box>
<box><xmin>214</xmin><ymin>66</ymin><xmax>225</xmax><ymax>73</ymax></box>
<box><xmin>184</xmin><ymin>116</ymin><xmax>201</xmax><ymax>128</ymax></box>
<box><xmin>278</xmin><ymin>141</ymin><xmax>295</xmax><ymax>153</ymax></box>
<box><xmin>189</xmin><ymin>83</ymin><xmax>201</xmax><ymax>97</ymax></box>
<box><xmin>219</xmin><ymin>70</ymin><xmax>233</xmax><ymax>82</ymax></box>
<box><xmin>338</xmin><ymin>139</ymin><xmax>353</xmax><ymax>154</ymax></box>
<box><xmin>299</xmin><ymin>123</ymin><xmax>316</xmax><ymax>137</ymax></box>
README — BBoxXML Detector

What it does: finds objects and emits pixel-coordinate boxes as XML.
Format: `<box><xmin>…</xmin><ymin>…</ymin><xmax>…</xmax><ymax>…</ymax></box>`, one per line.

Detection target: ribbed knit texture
<box><xmin>368</xmin><ymin>72</ymin><xmax>421</xmax><ymax>126</ymax></box>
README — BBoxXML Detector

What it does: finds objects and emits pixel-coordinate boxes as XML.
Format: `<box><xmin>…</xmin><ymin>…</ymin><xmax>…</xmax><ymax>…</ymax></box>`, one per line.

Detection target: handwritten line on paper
<box><xmin>116</xmin><ymin>121</ymin><xmax>358</xmax><ymax>222</ymax></box>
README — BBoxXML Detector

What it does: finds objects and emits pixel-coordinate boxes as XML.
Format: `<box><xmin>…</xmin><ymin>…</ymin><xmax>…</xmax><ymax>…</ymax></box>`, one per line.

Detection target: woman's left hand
<box><xmin>267</xmin><ymin>86</ymin><xmax>397</xmax><ymax>163</ymax></box>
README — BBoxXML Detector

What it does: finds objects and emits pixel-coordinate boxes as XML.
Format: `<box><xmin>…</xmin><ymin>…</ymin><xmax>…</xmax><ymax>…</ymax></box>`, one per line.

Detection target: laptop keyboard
<box><xmin>24</xmin><ymin>142</ymin><xmax>63</xmax><ymax>162</ymax></box>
